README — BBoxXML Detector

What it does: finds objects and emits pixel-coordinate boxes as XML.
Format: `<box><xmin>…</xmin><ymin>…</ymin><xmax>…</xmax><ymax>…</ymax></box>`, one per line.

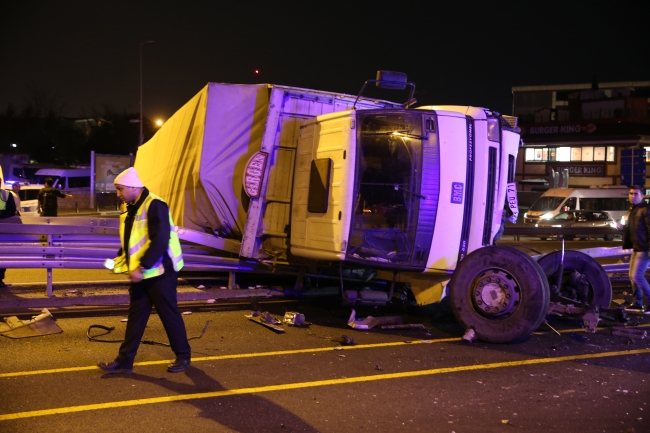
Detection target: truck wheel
<box><xmin>449</xmin><ymin>246</ymin><xmax>550</xmax><ymax>343</ymax></box>
<box><xmin>536</xmin><ymin>250</ymin><xmax>612</xmax><ymax>307</ymax></box>
<box><xmin>603</xmin><ymin>234</ymin><xmax>615</xmax><ymax>241</ymax></box>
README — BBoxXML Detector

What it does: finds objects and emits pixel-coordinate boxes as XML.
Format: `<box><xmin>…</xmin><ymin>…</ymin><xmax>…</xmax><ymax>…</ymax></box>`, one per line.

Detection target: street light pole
<box><xmin>139</xmin><ymin>40</ymin><xmax>154</xmax><ymax>146</ymax></box>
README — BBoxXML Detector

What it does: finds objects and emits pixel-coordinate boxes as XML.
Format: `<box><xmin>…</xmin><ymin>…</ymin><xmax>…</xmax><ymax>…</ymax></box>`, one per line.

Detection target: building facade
<box><xmin>512</xmin><ymin>80</ymin><xmax>650</xmax><ymax>195</ymax></box>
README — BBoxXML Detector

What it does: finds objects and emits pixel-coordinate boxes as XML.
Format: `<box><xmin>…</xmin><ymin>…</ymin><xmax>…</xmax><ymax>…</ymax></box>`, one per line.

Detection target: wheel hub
<box><xmin>472</xmin><ymin>270</ymin><xmax>520</xmax><ymax>318</ymax></box>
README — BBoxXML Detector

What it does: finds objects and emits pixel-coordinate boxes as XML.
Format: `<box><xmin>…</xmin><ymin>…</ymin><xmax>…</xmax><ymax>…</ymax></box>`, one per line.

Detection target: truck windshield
<box><xmin>529</xmin><ymin>196</ymin><xmax>566</xmax><ymax>211</ymax></box>
<box><xmin>347</xmin><ymin>113</ymin><xmax>422</xmax><ymax>265</ymax></box>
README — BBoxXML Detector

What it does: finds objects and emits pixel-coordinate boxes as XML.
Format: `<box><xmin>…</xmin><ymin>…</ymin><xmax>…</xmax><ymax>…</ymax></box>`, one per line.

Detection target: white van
<box><xmin>523</xmin><ymin>186</ymin><xmax>629</xmax><ymax>224</ymax></box>
<box><xmin>34</xmin><ymin>168</ymin><xmax>91</xmax><ymax>191</ymax></box>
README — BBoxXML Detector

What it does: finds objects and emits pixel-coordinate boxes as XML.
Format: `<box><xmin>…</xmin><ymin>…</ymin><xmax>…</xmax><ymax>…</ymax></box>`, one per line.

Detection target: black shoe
<box><xmin>98</xmin><ymin>361</ymin><xmax>132</xmax><ymax>374</ymax></box>
<box><xmin>627</xmin><ymin>303</ymin><xmax>645</xmax><ymax>313</ymax></box>
<box><xmin>167</xmin><ymin>358</ymin><xmax>191</xmax><ymax>373</ymax></box>
<box><xmin>0</xmin><ymin>280</ymin><xmax>7</xmax><ymax>288</ymax></box>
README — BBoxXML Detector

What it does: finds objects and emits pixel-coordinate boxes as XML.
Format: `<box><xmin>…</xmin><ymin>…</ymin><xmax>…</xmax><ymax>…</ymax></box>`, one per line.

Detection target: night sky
<box><xmin>1</xmin><ymin>1</ymin><xmax>648</xmax><ymax>121</ymax></box>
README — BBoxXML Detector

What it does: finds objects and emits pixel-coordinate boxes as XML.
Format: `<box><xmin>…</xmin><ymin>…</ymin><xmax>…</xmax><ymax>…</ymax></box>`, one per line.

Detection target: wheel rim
<box><xmin>471</xmin><ymin>269</ymin><xmax>521</xmax><ymax>318</ymax></box>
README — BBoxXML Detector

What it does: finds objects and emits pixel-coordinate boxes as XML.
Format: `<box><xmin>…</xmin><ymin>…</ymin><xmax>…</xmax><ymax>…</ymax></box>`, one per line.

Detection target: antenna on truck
<box><xmin>353</xmin><ymin>70</ymin><xmax>416</xmax><ymax>110</ymax></box>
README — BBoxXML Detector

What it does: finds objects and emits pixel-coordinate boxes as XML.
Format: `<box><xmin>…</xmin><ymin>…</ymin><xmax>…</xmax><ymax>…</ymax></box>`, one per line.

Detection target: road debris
<box><xmin>611</xmin><ymin>326</ymin><xmax>647</xmax><ymax>340</ymax></box>
<box><xmin>380</xmin><ymin>323</ymin><xmax>425</xmax><ymax>330</ymax></box>
<box><xmin>182</xmin><ymin>311</ymin><xmax>193</xmax><ymax>315</ymax></box>
<box><xmin>283</xmin><ymin>312</ymin><xmax>306</xmax><ymax>326</ymax></box>
<box><xmin>347</xmin><ymin>309</ymin><xmax>403</xmax><ymax>330</ymax></box>
<box><xmin>245</xmin><ymin>311</ymin><xmax>285</xmax><ymax>333</ymax></box>
<box><xmin>461</xmin><ymin>328</ymin><xmax>476</xmax><ymax>343</ymax></box>
<box><xmin>340</xmin><ymin>335</ymin><xmax>355</xmax><ymax>346</ymax></box>
<box><xmin>0</xmin><ymin>308</ymin><xmax>62</xmax><ymax>339</ymax></box>
<box><xmin>375</xmin><ymin>364</ymin><xmax>383</xmax><ymax>371</ymax></box>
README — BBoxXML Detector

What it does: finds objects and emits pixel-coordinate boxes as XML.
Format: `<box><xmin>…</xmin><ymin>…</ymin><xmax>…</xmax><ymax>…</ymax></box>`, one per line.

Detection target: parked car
<box><xmin>535</xmin><ymin>210</ymin><xmax>617</xmax><ymax>241</ymax></box>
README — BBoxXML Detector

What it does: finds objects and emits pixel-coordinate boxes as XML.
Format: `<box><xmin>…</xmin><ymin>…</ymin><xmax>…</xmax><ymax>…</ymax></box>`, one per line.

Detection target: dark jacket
<box><xmin>38</xmin><ymin>185</ymin><xmax>67</xmax><ymax>216</ymax></box>
<box><xmin>0</xmin><ymin>190</ymin><xmax>17</xmax><ymax>218</ymax></box>
<box><xmin>623</xmin><ymin>202</ymin><xmax>650</xmax><ymax>251</ymax></box>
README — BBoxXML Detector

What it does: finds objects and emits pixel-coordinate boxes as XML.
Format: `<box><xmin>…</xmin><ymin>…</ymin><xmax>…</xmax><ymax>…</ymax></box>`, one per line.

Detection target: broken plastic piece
<box><xmin>182</xmin><ymin>311</ymin><xmax>193</xmax><ymax>315</ymax></box>
<box><xmin>0</xmin><ymin>308</ymin><xmax>63</xmax><ymax>339</ymax></box>
<box><xmin>245</xmin><ymin>312</ymin><xmax>285</xmax><ymax>333</ymax></box>
<box><xmin>283</xmin><ymin>312</ymin><xmax>306</xmax><ymax>326</ymax></box>
<box><xmin>461</xmin><ymin>328</ymin><xmax>476</xmax><ymax>343</ymax></box>
<box><xmin>347</xmin><ymin>309</ymin><xmax>403</xmax><ymax>330</ymax></box>
<box><xmin>340</xmin><ymin>335</ymin><xmax>355</xmax><ymax>346</ymax></box>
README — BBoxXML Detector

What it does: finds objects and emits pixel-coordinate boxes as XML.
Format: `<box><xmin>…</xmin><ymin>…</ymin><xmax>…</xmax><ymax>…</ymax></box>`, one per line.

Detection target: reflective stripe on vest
<box><xmin>0</xmin><ymin>190</ymin><xmax>7</xmax><ymax>211</ymax></box>
<box><xmin>116</xmin><ymin>192</ymin><xmax>184</xmax><ymax>278</ymax></box>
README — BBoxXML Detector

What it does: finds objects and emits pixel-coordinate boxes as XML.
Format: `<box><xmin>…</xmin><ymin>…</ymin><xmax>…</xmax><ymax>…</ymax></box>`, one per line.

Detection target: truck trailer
<box><xmin>130</xmin><ymin>72</ymin><xmax>612</xmax><ymax>343</ymax></box>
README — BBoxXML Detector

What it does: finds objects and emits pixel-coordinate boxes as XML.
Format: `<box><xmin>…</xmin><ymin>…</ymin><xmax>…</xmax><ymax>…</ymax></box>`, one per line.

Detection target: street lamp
<box><xmin>139</xmin><ymin>40</ymin><xmax>154</xmax><ymax>146</ymax></box>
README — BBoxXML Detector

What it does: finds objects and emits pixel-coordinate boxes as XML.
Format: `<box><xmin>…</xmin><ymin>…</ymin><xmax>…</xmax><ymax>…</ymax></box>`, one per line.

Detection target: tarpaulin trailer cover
<box><xmin>135</xmin><ymin>83</ymin><xmax>399</xmax><ymax>254</ymax></box>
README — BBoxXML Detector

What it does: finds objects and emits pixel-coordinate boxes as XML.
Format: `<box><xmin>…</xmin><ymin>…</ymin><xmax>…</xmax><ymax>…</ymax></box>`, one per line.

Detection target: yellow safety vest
<box><xmin>0</xmin><ymin>190</ymin><xmax>7</xmax><ymax>211</ymax></box>
<box><xmin>113</xmin><ymin>192</ymin><xmax>184</xmax><ymax>278</ymax></box>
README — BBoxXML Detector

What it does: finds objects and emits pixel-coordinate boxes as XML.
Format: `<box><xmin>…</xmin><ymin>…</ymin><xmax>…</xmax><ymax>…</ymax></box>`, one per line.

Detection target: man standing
<box><xmin>619</xmin><ymin>185</ymin><xmax>650</xmax><ymax>312</ymax></box>
<box><xmin>38</xmin><ymin>177</ymin><xmax>72</xmax><ymax>217</ymax></box>
<box><xmin>0</xmin><ymin>174</ymin><xmax>17</xmax><ymax>287</ymax></box>
<box><xmin>98</xmin><ymin>167</ymin><xmax>191</xmax><ymax>374</ymax></box>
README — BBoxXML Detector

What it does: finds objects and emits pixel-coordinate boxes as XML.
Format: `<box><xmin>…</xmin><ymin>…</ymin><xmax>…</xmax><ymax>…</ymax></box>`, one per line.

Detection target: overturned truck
<box><xmin>134</xmin><ymin>72</ymin><xmax>614</xmax><ymax>343</ymax></box>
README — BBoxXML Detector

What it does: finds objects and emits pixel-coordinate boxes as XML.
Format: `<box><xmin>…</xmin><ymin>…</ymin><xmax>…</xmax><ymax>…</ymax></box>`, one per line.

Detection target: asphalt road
<box><xmin>1</xmin><ymin>236</ymin><xmax>649</xmax><ymax>432</ymax></box>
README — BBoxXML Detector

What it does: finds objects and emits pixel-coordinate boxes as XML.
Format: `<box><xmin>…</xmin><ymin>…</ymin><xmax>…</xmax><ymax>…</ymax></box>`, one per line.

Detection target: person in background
<box><xmin>97</xmin><ymin>167</ymin><xmax>191</xmax><ymax>374</ymax></box>
<box><xmin>37</xmin><ymin>177</ymin><xmax>72</xmax><ymax>217</ymax></box>
<box><xmin>616</xmin><ymin>185</ymin><xmax>650</xmax><ymax>312</ymax></box>
<box><xmin>0</xmin><ymin>175</ymin><xmax>18</xmax><ymax>287</ymax></box>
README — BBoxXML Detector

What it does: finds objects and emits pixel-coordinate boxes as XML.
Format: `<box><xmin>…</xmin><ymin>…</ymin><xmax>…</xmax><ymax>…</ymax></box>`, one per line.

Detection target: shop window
<box><xmin>571</xmin><ymin>147</ymin><xmax>582</xmax><ymax>161</ymax></box>
<box><xmin>524</xmin><ymin>146</ymin><xmax>616</xmax><ymax>162</ymax></box>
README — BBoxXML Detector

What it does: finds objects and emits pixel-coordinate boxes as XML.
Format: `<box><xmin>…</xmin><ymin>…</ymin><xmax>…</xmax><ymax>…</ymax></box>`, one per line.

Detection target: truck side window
<box><xmin>307</xmin><ymin>158</ymin><xmax>332</xmax><ymax>213</ymax></box>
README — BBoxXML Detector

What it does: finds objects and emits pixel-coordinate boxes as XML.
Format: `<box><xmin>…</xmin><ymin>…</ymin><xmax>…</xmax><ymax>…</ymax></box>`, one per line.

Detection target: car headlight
<box><xmin>620</xmin><ymin>215</ymin><xmax>626</xmax><ymax>225</ymax></box>
<box><xmin>541</xmin><ymin>213</ymin><xmax>554</xmax><ymax>220</ymax></box>
<box><xmin>523</xmin><ymin>212</ymin><xmax>528</xmax><ymax>218</ymax></box>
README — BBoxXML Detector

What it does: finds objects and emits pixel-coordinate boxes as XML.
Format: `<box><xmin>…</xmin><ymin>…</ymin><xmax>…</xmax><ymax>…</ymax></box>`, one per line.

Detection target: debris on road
<box><xmin>611</xmin><ymin>326</ymin><xmax>647</xmax><ymax>340</ymax></box>
<box><xmin>340</xmin><ymin>335</ymin><xmax>355</xmax><ymax>346</ymax></box>
<box><xmin>375</xmin><ymin>364</ymin><xmax>383</xmax><ymax>371</ymax></box>
<box><xmin>182</xmin><ymin>311</ymin><xmax>193</xmax><ymax>315</ymax></box>
<box><xmin>0</xmin><ymin>308</ymin><xmax>62</xmax><ymax>339</ymax></box>
<box><xmin>380</xmin><ymin>323</ymin><xmax>425</xmax><ymax>330</ymax></box>
<box><xmin>461</xmin><ymin>328</ymin><xmax>476</xmax><ymax>343</ymax></box>
<box><xmin>246</xmin><ymin>311</ymin><xmax>285</xmax><ymax>333</ymax></box>
<box><xmin>283</xmin><ymin>311</ymin><xmax>306</xmax><ymax>326</ymax></box>
<box><xmin>347</xmin><ymin>309</ymin><xmax>403</xmax><ymax>330</ymax></box>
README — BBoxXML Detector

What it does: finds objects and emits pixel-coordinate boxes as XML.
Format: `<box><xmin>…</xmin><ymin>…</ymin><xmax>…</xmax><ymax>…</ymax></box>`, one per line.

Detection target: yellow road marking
<box><xmin>1</xmin><ymin>348</ymin><xmax>649</xmax><ymax>421</ymax></box>
<box><xmin>2</xmin><ymin>323</ymin><xmax>649</xmax><ymax>378</ymax></box>
<box><xmin>0</xmin><ymin>338</ymin><xmax>460</xmax><ymax>378</ymax></box>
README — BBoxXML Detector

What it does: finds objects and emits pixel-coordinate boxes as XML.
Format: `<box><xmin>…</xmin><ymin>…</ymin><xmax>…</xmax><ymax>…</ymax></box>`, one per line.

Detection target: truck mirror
<box><xmin>375</xmin><ymin>71</ymin><xmax>408</xmax><ymax>90</ymax></box>
<box><xmin>308</xmin><ymin>159</ymin><xmax>332</xmax><ymax>213</ymax></box>
<box><xmin>353</xmin><ymin>70</ymin><xmax>416</xmax><ymax>109</ymax></box>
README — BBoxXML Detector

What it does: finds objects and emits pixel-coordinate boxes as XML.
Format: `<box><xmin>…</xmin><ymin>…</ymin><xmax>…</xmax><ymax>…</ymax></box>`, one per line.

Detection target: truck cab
<box><xmin>289</xmin><ymin>106</ymin><xmax>521</xmax><ymax>276</ymax></box>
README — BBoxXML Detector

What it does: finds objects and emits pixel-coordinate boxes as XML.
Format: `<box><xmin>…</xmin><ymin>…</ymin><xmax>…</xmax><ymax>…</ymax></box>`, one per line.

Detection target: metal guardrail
<box><xmin>503</xmin><ymin>225</ymin><xmax>620</xmax><ymax>241</ymax></box>
<box><xmin>0</xmin><ymin>216</ymin><xmax>287</xmax><ymax>296</ymax></box>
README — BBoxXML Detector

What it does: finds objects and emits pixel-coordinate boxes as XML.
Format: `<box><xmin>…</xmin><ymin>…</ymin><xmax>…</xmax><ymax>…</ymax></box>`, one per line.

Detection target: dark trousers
<box><xmin>116</xmin><ymin>271</ymin><xmax>191</xmax><ymax>367</ymax></box>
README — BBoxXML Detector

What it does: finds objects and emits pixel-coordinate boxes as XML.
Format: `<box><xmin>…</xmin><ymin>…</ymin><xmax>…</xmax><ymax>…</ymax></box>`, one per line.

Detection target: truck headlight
<box><xmin>523</xmin><ymin>212</ymin><xmax>528</xmax><ymax>218</ymax></box>
<box><xmin>541</xmin><ymin>212</ymin><xmax>554</xmax><ymax>220</ymax></box>
<box><xmin>487</xmin><ymin>118</ymin><xmax>499</xmax><ymax>142</ymax></box>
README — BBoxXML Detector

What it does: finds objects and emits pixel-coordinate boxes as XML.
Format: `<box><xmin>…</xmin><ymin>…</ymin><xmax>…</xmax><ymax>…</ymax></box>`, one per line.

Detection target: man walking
<box><xmin>619</xmin><ymin>185</ymin><xmax>650</xmax><ymax>312</ymax></box>
<box><xmin>98</xmin><ymin>167</ymin><xmax>191</xmax><ymax>374</ymax></box>
<box><xmin>37</xmin><ymin>177</ymin><xmax>72</xmax><ymax>217</ymax></box>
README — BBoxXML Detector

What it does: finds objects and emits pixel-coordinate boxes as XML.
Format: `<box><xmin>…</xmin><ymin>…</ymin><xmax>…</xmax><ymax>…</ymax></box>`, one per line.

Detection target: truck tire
<box><xmin>449</xmin><ymin>246</ymin><xmax>550</xmax><ymax>343</ymax></box>
<box><xmin>603</xmin><ymin>234</ymin><xmax>615</xmax><ymax>241</ymax></box>
<box><xmin>536</xmin><ymin>250</ymin><xmax>612</xmax><ymax>307</ymax></box>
